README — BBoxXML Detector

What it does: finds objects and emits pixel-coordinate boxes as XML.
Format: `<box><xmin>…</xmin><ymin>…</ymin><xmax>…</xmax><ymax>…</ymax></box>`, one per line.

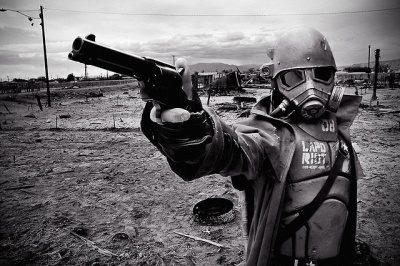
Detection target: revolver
<box><xmin>68</xmin><ymin>34</ymin><xmax>199</xmax><ymax>111</ymax></box>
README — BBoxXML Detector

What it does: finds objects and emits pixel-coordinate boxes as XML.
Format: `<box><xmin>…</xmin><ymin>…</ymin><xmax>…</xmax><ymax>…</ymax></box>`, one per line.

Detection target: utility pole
<box><xmin>85</xmin><ymin>64</ymin><xmax>88</xmax><ymax>79</ymax></box>
<box><xmin>372</xmin><ymin>49</ymin><xmax>380</xmax><ymax>101</ymax></box>
<box><xmin>39</xmin><ymin>6</ymin><xmax>51</xmax><ymax>107</ymax></box>
<box><xmin>1</xmin><ymin>7</ymin><xmax>50</xmax><ymax>102</ymax></box>
<box><xmin>172</xmin><ymin>55</ymin><xmax>176</xmax><ymax>66</ymax></box>
<box><xmin>367</xmin><ymin>45</ymin><xmax>371</xmax><ymax>80</ymax></box>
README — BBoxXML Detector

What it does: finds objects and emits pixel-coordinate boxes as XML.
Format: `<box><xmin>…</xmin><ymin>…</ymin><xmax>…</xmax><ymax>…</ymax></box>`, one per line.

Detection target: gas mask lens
<box><xmin>280</xmin><ymin>70</ymin><xmax>305</xmax><ymax>89</ymax></box>
<box><xmin>279</xmin><ymin>67</ymin><xmax>334</xmax><ymax>90</ymax></box>
<box><xmin>313</xmin><ymin>67</ymin><xmax>334</xmax><ymax>83</ymax></box>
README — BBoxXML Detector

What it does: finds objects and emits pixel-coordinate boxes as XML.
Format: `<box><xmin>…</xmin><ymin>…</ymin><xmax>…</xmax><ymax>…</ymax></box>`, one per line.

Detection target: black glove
<box><xmin>140</xmin><ymin>58</ymin><xmax>212</xmax><ymax>163</ymax></box>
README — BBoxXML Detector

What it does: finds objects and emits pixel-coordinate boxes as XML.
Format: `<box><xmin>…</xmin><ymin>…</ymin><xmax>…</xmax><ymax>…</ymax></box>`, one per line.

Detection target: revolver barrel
<box><xmin>68</xmin><ymin>34</ymin><xmax>191</xmax><ymax>109</ymax></box>
<box><xmin>68</xmin><ymin>36</ymin><xmax>154</xmax><ymax>78</ymax></box>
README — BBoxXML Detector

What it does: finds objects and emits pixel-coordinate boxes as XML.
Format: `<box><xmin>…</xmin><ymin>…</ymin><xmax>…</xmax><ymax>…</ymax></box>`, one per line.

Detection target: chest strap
<box><xmin>276</xmin><ymin>142</ymin><xmax>349</xmax><ymax>247</ymax></box>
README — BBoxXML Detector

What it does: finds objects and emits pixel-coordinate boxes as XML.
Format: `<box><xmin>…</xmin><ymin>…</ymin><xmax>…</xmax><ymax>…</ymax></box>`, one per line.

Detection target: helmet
<box><xmin>270</xmin><ymin>27</ymin><xmax>336</xmax><ymax>78</ymax></box>
<box><xmin>263</xmin><ymin>27</ymin><xmax>343</xmax><ymax>120</ymax></box>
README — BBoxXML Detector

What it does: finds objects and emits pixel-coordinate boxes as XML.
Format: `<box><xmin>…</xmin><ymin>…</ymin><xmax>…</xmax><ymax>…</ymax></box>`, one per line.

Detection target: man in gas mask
<box><xmin>141</xmin><ymin>27</ymin><xmax>363</xmax><ymax>266</ymax></box>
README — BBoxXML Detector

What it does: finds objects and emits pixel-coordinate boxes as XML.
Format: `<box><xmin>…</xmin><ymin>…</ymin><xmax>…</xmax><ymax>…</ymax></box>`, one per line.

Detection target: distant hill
<box><xmin>239</xmin><ymin>64</ymin><xmax>263</xmax><ymax>72</ymax></box>
<box><xmin>192</xmin><ymin>58</ymin><xmax>400</xmax><ymax>74</ymax></box>
<box><xmin>339</xmin><ymin>58</ymin><xmax>400</xmax><ymax>71</ymax></box>
<box><xmin>189</xmin><ymin>63</ymin><xmax>261</xmax><ymax>73</ymax></box>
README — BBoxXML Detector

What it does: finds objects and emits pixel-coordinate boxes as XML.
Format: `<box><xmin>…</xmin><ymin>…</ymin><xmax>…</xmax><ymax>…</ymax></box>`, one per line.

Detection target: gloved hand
<box><xmin>141</xmin><ymin>58</ymin><xmax>212</xmax><ymax>164</ymax></box>
<box><xmin>149</xmin><ymin>58</ymin><xmax>200</xmax><ymax>124</ymax></box>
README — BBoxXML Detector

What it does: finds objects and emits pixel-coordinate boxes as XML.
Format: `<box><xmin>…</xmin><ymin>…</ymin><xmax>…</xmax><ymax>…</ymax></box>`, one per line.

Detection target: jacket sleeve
<box><xmin>141</xmin><ymin>103</ymin><xmax>281</xmax><ymax>181</ymax></box>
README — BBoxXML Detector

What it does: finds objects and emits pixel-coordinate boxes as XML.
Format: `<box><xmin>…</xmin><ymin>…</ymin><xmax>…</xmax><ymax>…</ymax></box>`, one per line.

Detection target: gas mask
<box><xmin>261</xmin><ymin>27</ymin><xmax>344</xmax><ymax>119</ymax></box>
<box><xmin>276</xmin><ymin>67</ymin><xmax>344</xmax><ymax>120</ymax></box>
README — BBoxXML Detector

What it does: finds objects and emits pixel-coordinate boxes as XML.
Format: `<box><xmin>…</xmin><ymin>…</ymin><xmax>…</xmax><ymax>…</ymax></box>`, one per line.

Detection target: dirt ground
<box><xmin>0</xmin><ymin>83</ymin><xmax>399</xmax><ymax>266</ymax></box>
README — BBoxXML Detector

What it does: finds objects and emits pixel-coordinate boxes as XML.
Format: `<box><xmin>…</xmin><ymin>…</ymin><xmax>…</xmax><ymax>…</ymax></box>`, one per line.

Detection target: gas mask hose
<box><xmin>270</xmin><ymin>99</ymin><xmax>289</xmax><ymax>117</ymax></box>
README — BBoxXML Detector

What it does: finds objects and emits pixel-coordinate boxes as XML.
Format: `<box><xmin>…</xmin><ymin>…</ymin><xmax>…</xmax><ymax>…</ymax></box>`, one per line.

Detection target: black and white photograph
<box><xmin>0</xmin><ymin>0</ymin><xmax>399</xmax><ymax>265</ymax></box>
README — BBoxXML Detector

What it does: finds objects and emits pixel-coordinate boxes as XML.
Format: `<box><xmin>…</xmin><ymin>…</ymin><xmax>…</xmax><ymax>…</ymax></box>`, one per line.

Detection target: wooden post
<box><xmin>367</xmin><ymin>45</ymin><xmax>371</xmax><ymax>81</ymax></box>
<box><xmin>39</xmin><ymin>6</ymin><xmax>51</xmax><ymax>107</ymax></box>
<box><xmin>35</xmin><ymin>95</ymin><xmax>43</xmax><ymax>111</ymax></box>
<box><xmin>372</xmin><ymin>49</ymin><xmax>380</xmax><ymax>101</ymax></box>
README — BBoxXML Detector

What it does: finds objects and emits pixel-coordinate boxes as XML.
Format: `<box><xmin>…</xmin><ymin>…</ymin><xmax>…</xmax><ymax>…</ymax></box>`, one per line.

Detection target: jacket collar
<box><xmin>251</xmin><ymin>93</ymin><xmax>362</xmax><ymax>131</ymax></box>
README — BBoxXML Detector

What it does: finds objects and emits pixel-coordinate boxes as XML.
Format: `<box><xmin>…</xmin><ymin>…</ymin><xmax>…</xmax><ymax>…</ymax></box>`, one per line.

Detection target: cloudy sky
<box><xmin>0</xmin><ymin>0</ymin><xmax>399</xmax><ymax>80</ymax></box>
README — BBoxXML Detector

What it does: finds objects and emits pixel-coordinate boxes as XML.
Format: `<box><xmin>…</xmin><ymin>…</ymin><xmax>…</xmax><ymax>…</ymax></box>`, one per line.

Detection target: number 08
<box><xmin>322</xmin><ymin>119</ymin><xmax>335</xmax><ymax>132</ymax></box>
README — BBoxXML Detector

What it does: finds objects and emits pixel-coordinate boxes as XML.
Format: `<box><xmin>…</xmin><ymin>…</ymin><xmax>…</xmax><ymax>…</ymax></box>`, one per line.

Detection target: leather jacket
<box><xmin>141</xmin><ymin>94</ymin><xmax>363</xmax><ymax>266</ymax></box>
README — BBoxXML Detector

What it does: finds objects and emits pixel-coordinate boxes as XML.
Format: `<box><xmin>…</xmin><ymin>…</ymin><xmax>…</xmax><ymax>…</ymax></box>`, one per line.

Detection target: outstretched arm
<box><xmin>140</xmin><ymin>58</ymin><xmax>276</xmax><ymax>181</ymax></box>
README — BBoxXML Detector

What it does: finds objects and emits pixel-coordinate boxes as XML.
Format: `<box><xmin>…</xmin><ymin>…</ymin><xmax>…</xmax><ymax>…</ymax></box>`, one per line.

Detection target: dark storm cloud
<box><xmin>136</xmin><ymin>31</ymin><xmax>275</xmax><ymax>64</ymax></box>
<box><xmin>1</xmin><ymin>0</ymin><xmax>399</xmax><ymax>78</ymax></box>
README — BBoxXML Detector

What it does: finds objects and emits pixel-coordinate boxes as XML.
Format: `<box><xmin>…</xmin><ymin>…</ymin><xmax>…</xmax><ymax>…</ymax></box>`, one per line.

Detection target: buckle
<box><xmin>338</xmin><ymin>140</ymin><xmax>349</xmax><ymax>157</ymax></box>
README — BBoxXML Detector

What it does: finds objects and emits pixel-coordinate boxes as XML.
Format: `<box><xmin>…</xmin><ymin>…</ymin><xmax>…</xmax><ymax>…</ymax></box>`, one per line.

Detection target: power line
<box><xmin>17</xmin><ymin>9</ymin><xmax>40</xmax><ymax>12</ymax></box>
<box><xmin>0</xmin><ymin>8</ymin><xmax>40</xmax><ymax>19</ymax></box>
<box><xmin>1</xmin><ymin>9</ymin><xmax>40</xmax><ymax>12</ymax></box>
<box><xmin>45</xmin><ymin>6</ymin><xmax>400</xmax><ymax>17</ymax></box>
